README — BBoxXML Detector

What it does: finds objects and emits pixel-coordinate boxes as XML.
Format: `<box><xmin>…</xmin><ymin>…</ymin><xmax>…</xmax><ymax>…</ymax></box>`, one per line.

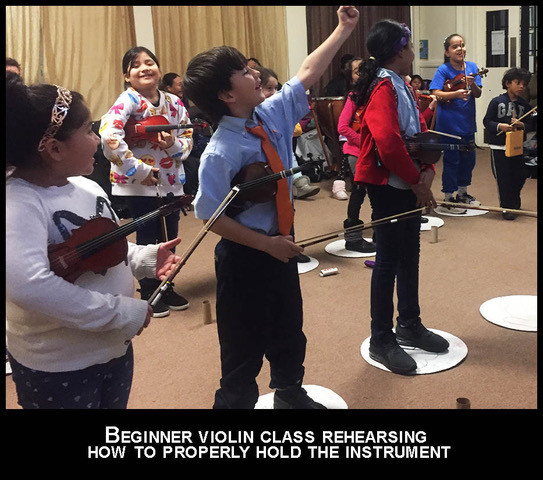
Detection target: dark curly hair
<box><xmin>6</xmin><ymin>72</ymin><xmax>88</xmax><ymax>169</ymax></box>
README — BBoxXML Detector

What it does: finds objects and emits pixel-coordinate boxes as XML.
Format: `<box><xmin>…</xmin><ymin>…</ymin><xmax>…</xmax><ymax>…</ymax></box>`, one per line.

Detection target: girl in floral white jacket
<box><xmin>100</xmin><ymin>46</ymin><xmax>193</xmax><ymax>316</ymax></box>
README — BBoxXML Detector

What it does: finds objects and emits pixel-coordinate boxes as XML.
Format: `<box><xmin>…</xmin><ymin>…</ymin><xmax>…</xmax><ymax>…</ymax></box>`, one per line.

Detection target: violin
<box><xmin>124</xmin><ymin>116</ymin><xmax>210</xmax><ymax>147</ymax></box>
<box><xmin>403</xmin><ymin>131</ymin><xmax>475</xmax><ymax>164</ymax></box>
<box><xmin>48</xmin><ymin>194</ymin><xmax>194</xmax><ymax>283</ymax></box>
<box><xmin>225</xmin><ymin>157</ymin><xmax>324</xmax><ymax>217</ymax></box>
<box><xmin>443</xmin><ymin>68</ymin><xmax>488</xmax><ymax>92</ymax></box>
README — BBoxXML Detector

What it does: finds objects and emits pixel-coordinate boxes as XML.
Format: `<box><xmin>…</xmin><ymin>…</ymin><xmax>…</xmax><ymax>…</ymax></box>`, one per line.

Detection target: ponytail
<box><xmin>350</xmin><ymin>19</ymin><xmax>407</xmax><ymax>109</ymax></box>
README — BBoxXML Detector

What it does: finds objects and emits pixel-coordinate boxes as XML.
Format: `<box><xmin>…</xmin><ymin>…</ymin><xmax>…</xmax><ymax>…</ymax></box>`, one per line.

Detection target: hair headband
<box><xmin>37</xmin><ymin>85</ymin><xmax>73</xmax><ymax>152</ymax></box>
<box><xmin>393</xmin><ymin>23</ymin><xmax>411</xmax><ymax>54</ymax></box>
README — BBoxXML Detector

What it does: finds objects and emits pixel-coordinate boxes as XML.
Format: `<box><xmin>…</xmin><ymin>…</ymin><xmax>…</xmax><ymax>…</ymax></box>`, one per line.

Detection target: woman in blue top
<box><xmin>430</xmin><ymin>34</ymin><xmax>483</xmax><ymax>212</ymax></box>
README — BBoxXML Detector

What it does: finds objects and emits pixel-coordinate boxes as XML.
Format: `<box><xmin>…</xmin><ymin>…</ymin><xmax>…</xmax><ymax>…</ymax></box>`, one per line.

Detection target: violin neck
<box><xmin>79</xmin><ymin>200</ymin><xmax>183</xmax><ymax>255</ymax></box>
<box><xmin>237</xmin><ymin>159</ymin><xmax>320</xmax><ymax>191</ymax></box>
<box><xmin>143</xmin><ymin>122</ymin><xmax>204</xmax><ymax>133</ymax></box>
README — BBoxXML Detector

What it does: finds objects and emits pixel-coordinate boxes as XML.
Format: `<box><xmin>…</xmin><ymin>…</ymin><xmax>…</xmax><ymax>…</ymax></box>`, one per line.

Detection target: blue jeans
<box><xmin>441</xmin><ymin>134</ymin><xmax>476</xmax><ymax>194</ymax></box>
<box><xmin>8</xmin><ymin>344</ymin><xmax>134</xmax><ymax>409</ymax></box>
<box><xmin>366</xmin><ymin>185</ymin><xmax>422</xmax><ymax>342</ymax></box>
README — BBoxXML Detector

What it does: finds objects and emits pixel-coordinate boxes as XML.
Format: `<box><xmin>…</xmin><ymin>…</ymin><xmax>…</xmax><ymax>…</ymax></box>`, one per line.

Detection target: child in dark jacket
<box><xmin>483</xmin><ymin>67</ymin><xmax>534</xmax><ymax>220</ymax></box>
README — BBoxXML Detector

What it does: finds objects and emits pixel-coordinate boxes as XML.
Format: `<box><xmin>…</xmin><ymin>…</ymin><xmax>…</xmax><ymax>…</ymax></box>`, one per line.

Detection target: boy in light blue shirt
<box><xmin>183</xmin><ymin>6</ymin><xmax>359</xmax><ymax>409</ymax></box>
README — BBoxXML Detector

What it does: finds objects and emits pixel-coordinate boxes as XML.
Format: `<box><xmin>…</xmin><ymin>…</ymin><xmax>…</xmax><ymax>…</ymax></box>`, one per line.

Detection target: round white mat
<box><xmin>360</xmin><ymin>329</ymin><xmax>468</xmax><ymax>375</ymax></box>
<box><xmin>420</xmin><ymin>216</ymin><xmax>445</xmax><ymax>231</ymax></box>
<box><xmin>480</xmin><ymin>295</ymin><xmax>537</xmax><ymax>332</ymax></box>
<box><xmin>255</xmin><ymin>385</ymin><xmax>348</xmax><ymax>409</ymax></box>
<box><xmin>297</xmin><ymin>256</ymin><xmax>319</xmax><ymax>274</ymax></box>
<box><xmin>325</xmin><ymin>239</ymin><xmax>376</xmax><ymax>258</ymax></box>
<box><xmin>434</xmin><ymin>206</ymin><xmax>488</xmax><ymax>217</ymax></box>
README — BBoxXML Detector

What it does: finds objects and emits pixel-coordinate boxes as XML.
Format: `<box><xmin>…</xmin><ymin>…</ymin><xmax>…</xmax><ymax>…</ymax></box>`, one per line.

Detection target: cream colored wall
<box><xmin>130</xmin><ymin>6</ymin><xmax>307</xmax><ymax>82</ymax></box>
<box><xmin>412</xmin><ymin>5</ymin><xmax>523</xmax><ymax>145</ymax></box>
<box><xmin>133</xmin><ymin>6</ymin><xmax>155</xmax><ymax>52</ymax></box>
<box><xmin>285</xmin><ymin>6</ymin><xmax>308</xmax><ymax>80</ymax></box>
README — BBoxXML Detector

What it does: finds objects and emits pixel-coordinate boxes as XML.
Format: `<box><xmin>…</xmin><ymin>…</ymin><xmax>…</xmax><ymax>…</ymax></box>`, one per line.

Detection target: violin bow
<box><xmin>296</xmin><ymin>207</ymin><xmax>426</xmax><ymax>248</ymax></box>
<box><xmin>496</xmin><ymin>106</ymin><xmax>537</xmax><ymax>135</ymax></box>
<box><xmin>437</xmin><ymin>201</ymin><xmax>537</xmax><ymax>217</ymax></box>
<box><xmin>147</xmin><ymin>158</ymin><xmax>324</xmax><ymax>306</ymax></box>
<box><xmin>461</xmin><ymin>41</ymin><xmax>470</xmax><ymax>93</ymax></box>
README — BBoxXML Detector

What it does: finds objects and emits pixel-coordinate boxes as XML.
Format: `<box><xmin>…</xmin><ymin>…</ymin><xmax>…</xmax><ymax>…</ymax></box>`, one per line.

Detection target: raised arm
<box><xmin>296</xmin><ymin>6</ymin><xmax>359</xmax><ymax>91</ymax></box>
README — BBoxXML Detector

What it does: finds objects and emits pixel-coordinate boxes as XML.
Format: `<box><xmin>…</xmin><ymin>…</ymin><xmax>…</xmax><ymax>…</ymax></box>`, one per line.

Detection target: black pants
<box><xmin>213</xmin><ymin>239</ymin><xmax>306</xmax><ymax>409</ymax></box>
<box><xmin>366</xmin><ymin>184</ymin><xmax>422</xmax><ymax>342</ymax></box>
<box><xmin>490</xmin><ymin>149</ymin><xmax>527</xmax><ymax>210</ymax></box>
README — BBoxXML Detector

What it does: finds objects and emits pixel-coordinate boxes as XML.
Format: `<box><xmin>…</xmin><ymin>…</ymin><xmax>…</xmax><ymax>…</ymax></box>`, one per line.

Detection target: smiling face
<box><xmin>261</xmin><ymin>75</ymin><xmax>279</xmax><ymax>99</ymax></box>
<box><xmin>218</xmin><ymin>66</ymin><xmax>265</xmax><ymax>118</ymax></box>
<box><xmin>124</xmin><ymin>51</ymin><xmax>161</xmax><ymax>94</ymax></box>
<box><xmin>445</xmin><ymin>35</ymin><xmax>466</xmax><ymax>67</ymax></box>
<box><xmin>60</xmin><ymin>109</ymin><xmax>100</xmax><ymax>178</ymax></box>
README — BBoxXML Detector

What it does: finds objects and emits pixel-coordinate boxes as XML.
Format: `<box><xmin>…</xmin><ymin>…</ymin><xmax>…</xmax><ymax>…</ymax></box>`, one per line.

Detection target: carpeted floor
<box><xmin>5</xmin><ymin>147</ymin><xmax>537</xmax><ymax>410</ymax></box>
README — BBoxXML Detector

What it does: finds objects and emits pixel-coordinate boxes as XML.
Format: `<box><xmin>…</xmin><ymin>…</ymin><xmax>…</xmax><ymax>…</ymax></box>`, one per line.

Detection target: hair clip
<box><xmin>37</xmin><ymin>85</ymin><xmax>73</xmax><ymax>152</ymax></box>
<box><xmin>393</xmin><ymin>23</ymin><xmax>411</xmax><ymax>54</ymax></box>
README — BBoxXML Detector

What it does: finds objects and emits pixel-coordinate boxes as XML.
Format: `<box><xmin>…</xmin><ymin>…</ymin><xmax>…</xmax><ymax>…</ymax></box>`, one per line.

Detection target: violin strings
<box><xmin>49</xmin><ymin>206</ymin><xmax>175</xmax><ymax>270</ymax></box>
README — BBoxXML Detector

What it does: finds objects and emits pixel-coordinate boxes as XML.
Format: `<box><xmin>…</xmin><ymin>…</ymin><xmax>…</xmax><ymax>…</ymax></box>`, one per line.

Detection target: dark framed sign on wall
<box><xmin>486</xmin><ymin>9</ymin><xmax>509</xmax><ymax>67</ymax></box>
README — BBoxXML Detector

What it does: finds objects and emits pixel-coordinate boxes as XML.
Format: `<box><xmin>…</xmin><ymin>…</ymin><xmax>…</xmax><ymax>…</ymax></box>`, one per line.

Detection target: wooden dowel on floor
<box><xmin>430</xmin><ymin>225</ymin><xmax>438</xmax><ymax>243</ymax></box>
<box><xmin>203</xmin><ymin>300</ymin><xmax>212</xmax><ymax>325</ymax></box>
<box><xmin>456</xmin><ymin>397</ymin><xmax>471</xmax><ymax>409</ymax></box>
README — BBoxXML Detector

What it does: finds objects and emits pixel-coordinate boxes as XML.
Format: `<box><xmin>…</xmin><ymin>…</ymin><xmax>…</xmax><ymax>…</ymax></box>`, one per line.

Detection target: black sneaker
<box><xmin>274</xmin><ymin>387</ymin><xmax>327</xmax><ymax>409</ymax></box>
<box><xmin>344</xmin><ymin>218</ymin><xmax>376</xmax><ymax>253</ymax></box>
<box><xmin>395</xmin><ymin>323</ymin><xmax>449</xmax><ymax>353</ymax></box>
<box><xmin>502</xmin><ymin>212</ymin><xmax>517</xmax><ymax>221</ymax></box>
<box><xmin>138</xmin><ymin>289</ymin><xmax>170</xmax><ymax>318</ymax></box>
<box><xmin>162</xmin><ymin>284</ymin><xmax>189</xmax><ymax>311</ymax></box>
<box><xmin>345</xmin><ymin>238</ymin><xmax>376</xmax><ymax>253</ymax></box>
<box><xmin>295</xmin><ymin>253</ymin><xmax>311</xmax><ymax>263</ymax></box>
<box><xmin>369</xmin><ymin>337</ymin><xmax>417</xmax><ymax>375</ymax></box>
<box><xmin>456</xmin><ymin>193</ymin><xmax>481</xmax><ymax>206</ymax></box>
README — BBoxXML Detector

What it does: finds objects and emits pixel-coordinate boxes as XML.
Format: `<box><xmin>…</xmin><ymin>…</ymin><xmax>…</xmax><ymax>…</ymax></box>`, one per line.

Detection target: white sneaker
<box><xmin>293</xmin><ymin>175</ymin><xmax>320</xmax><ymax>199</ymax></box>
<box><xmin>332</xmin><ymin>180</ymin><xmax>348</xmax><ymax>200</ymax></box>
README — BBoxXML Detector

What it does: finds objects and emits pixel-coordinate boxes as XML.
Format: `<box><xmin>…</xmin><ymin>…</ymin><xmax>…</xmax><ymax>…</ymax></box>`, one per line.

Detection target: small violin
<box><xmin>225</xmin><ymin>157</ymin><xmax>324</xmax><ymax>217</ymax></box>
<box><xmin>124</xmin><ymin>116</ymin><xmax>210</xmax><ymax>147</ymax></box>
<box><xmin>443</xmin><ymin>68</ymin><xmax>488</xmax><ymax>92</ymax></box>
<box><xmin>48</xmin><ymin>194</ymin><xmax>194</xmax><ymax>282</ymax></box>
<box><xmin>403</xmin><ymin>131</ymin><xmax>475</xmax><ymax>164</ymax></box>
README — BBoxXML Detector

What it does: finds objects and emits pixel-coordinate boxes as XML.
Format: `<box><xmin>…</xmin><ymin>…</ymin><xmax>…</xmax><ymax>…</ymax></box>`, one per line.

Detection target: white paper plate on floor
<box><xmin>255</xmin><ymin>385</ymin><xmax>348</xmax><ymax>409</ymax></box>
<box><xmin>360</xmin><ymin>329</ymin><xmax>468</xmax><ymax>375</ymax></box>
<box><xmin>297</xmin><ymin>256</ymin><xmax>319</xmax><ymax>274</ymax></box>
<box><xmin>480</xmin><ymin>295</ymin><xmax>537</xmax><ymax>332</ymax></box>
<box><xmin>433</xmin><ymin>206</ymin><xmax>488</xmax><ymax>217</ymax></box>
<box><xmin>420</xmin><ymin>216</ymin><xmax>444</xmax><ymax>231</ymax></box>
<box><xmin>325</xmin><ymin>239</ymin><xmax>376</xmax><ymax>258</ymax></box>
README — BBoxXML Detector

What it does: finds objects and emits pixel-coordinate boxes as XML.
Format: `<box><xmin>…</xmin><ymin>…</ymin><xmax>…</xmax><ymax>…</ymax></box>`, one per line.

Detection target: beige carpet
<box><xmin>5</xmin><ymin>147</ymin><xmax>537</xmax><ymax>410</ymax></box>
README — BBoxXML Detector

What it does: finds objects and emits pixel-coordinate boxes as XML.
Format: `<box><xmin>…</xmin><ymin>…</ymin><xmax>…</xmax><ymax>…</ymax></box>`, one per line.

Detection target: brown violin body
<box><xmin>48</xmin><ymin>217</ymin><xmax>128</xmax><ymax>283</ymax></box>
<box><xmin>124</xmin><ymin>115</ymin><xmax>208</xmax><ymax>148</ymax></box>
<box><xmin>231</xmin><ymin>162</ymin><xmax>276</xmax><ymax>204</ymax></box>
<box><xmin>443</xmin><ymin>68</ymin><xmax>488</xmax><ymax>92</ymax></box>
<box><xmin>404</xmin><ymin>131</ymin><xmax>475</xmax><ymax>164</ymax></box>
<box><xmin>48</xmin><ymin>194</ymin><xmax>194</xmax><ymax>282</ymax></box>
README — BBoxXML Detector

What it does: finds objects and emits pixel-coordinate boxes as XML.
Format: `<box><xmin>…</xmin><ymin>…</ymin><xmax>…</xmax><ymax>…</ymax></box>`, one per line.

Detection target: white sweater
<box><xmin>6</xmin><ymin>176</ymin><xmax>159</xmax><ymax>372</ymax></box>
<box><xmin>100</xmin><ymin>88</ymin><xmax>193</xmax><ymax>197</ymax></box>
